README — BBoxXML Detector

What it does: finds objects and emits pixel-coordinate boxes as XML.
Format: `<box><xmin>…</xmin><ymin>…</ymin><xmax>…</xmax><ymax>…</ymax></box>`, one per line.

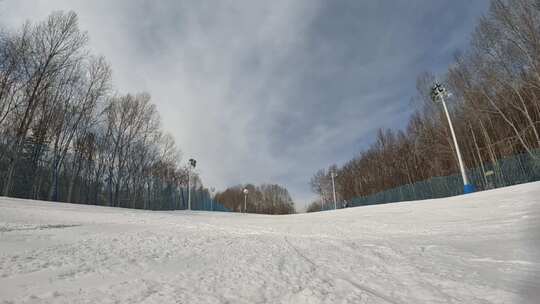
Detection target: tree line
<box><xmin>0</xmin><ymin>11</ymin><xmax>205</xmax><ymax>209</ymax></box>
<box><xmin>214</xmin><ymin>184</ymin><xmax>295</xmax><ymax>214</ymax></box>
<box><xmin>309</xmin><ymin>0</ymin><xmax>540</xmax><ymax>211</ymax></box>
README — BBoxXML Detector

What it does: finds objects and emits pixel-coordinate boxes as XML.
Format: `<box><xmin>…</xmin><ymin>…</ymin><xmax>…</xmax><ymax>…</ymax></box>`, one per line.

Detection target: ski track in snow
<box><xmin>0</xmin><ymin>182</ymin><xmax>539</xmax><ymax>303</ymax></box>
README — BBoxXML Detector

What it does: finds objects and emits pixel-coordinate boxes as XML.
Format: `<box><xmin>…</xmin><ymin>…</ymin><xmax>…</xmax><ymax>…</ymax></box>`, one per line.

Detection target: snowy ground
<box><xmin>1</xmin><ymin>183</ymin><xmax>539</xmax><ymax>304</ymax></box>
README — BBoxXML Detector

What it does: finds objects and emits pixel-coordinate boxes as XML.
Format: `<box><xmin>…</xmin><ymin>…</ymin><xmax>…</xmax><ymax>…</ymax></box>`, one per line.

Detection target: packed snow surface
<box><xmin>1</xmin><ymin>183</ymin><xmax>539</xmax><ymax>304</ymax></box>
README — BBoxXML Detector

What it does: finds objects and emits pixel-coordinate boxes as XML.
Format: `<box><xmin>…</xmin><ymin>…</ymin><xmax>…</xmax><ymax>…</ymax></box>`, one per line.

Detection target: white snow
<box><xmin>1</xmin><ymin>182</ymin><xmax>539</xmax><ymax>304</ymax></box>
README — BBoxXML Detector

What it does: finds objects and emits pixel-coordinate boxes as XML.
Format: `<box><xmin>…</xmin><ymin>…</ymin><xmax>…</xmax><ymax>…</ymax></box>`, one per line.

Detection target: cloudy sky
<box><xmin>0</xmin><ymin>0</ymin><xmax>490</xmax><ymax>210</ymax></box>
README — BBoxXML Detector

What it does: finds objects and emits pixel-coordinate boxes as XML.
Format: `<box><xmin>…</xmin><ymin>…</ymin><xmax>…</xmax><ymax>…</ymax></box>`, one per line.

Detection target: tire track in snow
<box><xmin>0</xmin><ymin>224</ymin><xmax>81</xmax><ymax>232</ymax></box>
<box><xmin>283</xmin><ymin>236</ymin><xmax>403</xmax><ymax>304</ymax></box>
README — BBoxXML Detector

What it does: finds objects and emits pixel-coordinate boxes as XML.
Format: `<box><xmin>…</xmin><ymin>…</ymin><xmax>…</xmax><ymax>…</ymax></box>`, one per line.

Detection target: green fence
<box><xmin>140</xmin><ymin>186</ymin><xmax>230</xmax><ymax>212</ymax></box>
<box><xmin>0</xmin><ymin>137</ymin><xmax>230</xmax><ymax>212</ymax></box>
<box><xmin>346</xmin><ymin>151</ymin><xmax>540</xmax><ymax>208</ymax></box>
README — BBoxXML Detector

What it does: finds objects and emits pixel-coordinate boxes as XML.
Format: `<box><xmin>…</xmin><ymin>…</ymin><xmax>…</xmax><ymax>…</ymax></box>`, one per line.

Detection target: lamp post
<box><xmin>331</xmin><ymin>171</ymin><xmax>337</xmax><ymax>209</ymax></box>
<box><xmin>243</xmin><ymin>188</ymin><xmax>248</xmax><ymax>213</ymax></box>
<box><xmin>210</xmin><ymin>187</ymin><xmax>215</xmax><ymax>211</ymax></box>
<box><xmin>431</xmin><ymin>82</ymin><xmax>474</xmax><ymax>194</ymax></box>
<box><xmin>187</xmin><ymin>158</ymin><xmax>197</xmax><ymax>210</ymax></box>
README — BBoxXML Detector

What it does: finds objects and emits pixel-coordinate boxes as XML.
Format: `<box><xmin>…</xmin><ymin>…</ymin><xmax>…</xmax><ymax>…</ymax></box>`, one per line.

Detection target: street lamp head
<box><xmin>431</xmin><ymin>82</ymin><xmax>449</xmax><ymax>103</ymax></box>
<box><xmin>243</xmin><ymin>188</ymin><xmax>249</xmax><ymax>195</ymax></box>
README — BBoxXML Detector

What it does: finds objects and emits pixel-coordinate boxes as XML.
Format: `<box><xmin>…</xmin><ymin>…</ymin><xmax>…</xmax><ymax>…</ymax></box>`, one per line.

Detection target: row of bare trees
<box><xmin>309</xmin><ymin>0</ymin><xmax>540</xmax><ymax>210</ymax></box>
<box><xmin>0</xmin><ymin>11</ymin><xmax>203</xmax><ymax>209</ymax></box>
<box><xmin>215</xmin><ymin>184</ymin><xmax>295</xmax><ymax>214</ymax></box>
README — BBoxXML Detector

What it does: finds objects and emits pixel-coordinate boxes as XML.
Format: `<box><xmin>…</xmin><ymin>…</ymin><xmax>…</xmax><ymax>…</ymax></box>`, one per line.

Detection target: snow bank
<box><xmin>1</xmin><ymin>182</ymin><xmax>539</xmax><ymax>303</ymax></box>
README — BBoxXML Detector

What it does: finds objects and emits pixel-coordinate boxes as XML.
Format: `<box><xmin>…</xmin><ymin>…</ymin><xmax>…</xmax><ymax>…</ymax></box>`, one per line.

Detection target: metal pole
<box><xmin>187</xmin><ymin>170</ymin><xmax>191</xmax><ymax>210</ymax></box>
<box><xmin>440</xmin><ymin>95</ymin><xmax>473</xmax><ymax>193</ymax></box>
<box><xmin>54</xmin><ymin>157</ymin><xmax>59</xmax><ymax>202</ymax></box>
<box><xmin>331</xmin><ymin>172</ymin><xmax>337</xmax><ymax>210</ymax></box>
<box><xmin>244</xmin><ymin>193</ymin><xmax>247</xmax><ymax>213</ymax></box>
<box><xmin>320</xmin><ymin>183</ymin><xmax>325</xmax><ymax>211</ymax></box>
<box><xmin>210</xmin><ymin>188</ymin><xmax>215</xmax><ymax>211</ymax></box>
<box><xmin>108</xmin><ymin>167</ymin><xmax>113</xmax><ymax>206</ymax></box>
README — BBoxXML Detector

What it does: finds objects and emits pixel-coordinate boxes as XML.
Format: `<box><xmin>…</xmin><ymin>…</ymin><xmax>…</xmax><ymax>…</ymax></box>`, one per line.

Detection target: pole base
<box><xmin>463</xmin><ymin>184</ymin><xmax>475</xmax><ymax>194</ymax></box>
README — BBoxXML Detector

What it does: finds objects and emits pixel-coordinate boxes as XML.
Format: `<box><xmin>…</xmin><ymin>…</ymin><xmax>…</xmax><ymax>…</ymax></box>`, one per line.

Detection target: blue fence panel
<box><xmin>345</xmin><ymin>150</ymin><xmax>540</xmax><ymax>208</ymax></box>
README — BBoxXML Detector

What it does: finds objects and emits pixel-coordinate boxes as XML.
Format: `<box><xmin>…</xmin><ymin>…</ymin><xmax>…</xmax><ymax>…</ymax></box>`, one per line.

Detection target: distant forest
<box><xmin>215</xmin><ymin>184</ymin><xmax>296</xmax><ymax>214</ymax></box>
<box><xmin>310</xmin><ymin>0</ymin><xmax>540</xmax><ymax>210</ymax></box>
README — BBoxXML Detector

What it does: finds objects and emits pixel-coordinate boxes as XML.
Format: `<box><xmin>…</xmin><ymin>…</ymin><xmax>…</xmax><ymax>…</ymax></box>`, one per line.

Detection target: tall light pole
<box><xmin>431</xmin><ymin>82</ymin><xmax>475</xmax><ymax>194</ymax></box>
<box><xmin>187</xmin><ymin>158</ymin><xmax>197</xmax><ymax>210</ymax></box>
<box><xmin>319</xmin><ymin>182</ymin><xmax>325</xmax><ymax>211</ymax></box>
<box><xmin>331</xmin><ymin>171</ymin><xmax>337</xmax><ymax>209</ymax></box>
<box><xmin>210</xmin><ymin>187</ymin><xmax>215</xmax><ymax>212</ymax></box>
<box><xmin>243</xmin><ymin>188</ymin><xmax>248</xmax><ymax>213</ymax></box>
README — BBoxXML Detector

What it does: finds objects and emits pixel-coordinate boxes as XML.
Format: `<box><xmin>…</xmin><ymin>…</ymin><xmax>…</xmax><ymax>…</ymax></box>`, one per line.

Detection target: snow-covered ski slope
<box><xmin>1</xmin><ymin>182</ymin><xmax>539</xmax><ymax>304</ymax></box>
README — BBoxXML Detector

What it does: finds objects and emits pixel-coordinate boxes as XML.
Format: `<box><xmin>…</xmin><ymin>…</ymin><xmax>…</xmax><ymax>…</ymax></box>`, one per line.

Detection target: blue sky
<box><xmin>0</xmin><ymin>0</ymin><xmax>490</xmax><ymax>210</ymax></box>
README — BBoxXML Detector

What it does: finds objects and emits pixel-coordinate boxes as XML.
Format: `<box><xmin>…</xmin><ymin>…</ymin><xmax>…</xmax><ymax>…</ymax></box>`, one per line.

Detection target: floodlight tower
<box><xmin>431</xmin><ymin>82</ymin><xmax>475</xmax><ymax>194</ymax></box>
<box><xmin>243</xmin><ymin>188</ymin><xmax>249</xmax><ymax>213</ymax></box>
<box><xmin>210</xmin><ymin>187</ymin><xmax>215</xmax><ymax>211</ymax></box>
<box><xmin>187</xmin><ymin>158</ymin><xmax>197</xmax><ymax>210</ymax></box>
<box><xmin>331</xmin><ymin>171</ymin><xmax>338</xmax><ymax>209</ymax></box>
